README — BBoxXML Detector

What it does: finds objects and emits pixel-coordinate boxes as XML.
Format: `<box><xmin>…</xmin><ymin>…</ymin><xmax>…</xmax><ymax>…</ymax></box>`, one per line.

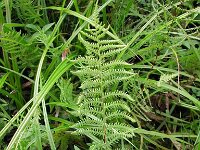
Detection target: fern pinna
<box><xmin>72</xmin><ymin>8</ymin><xmax>136</xmax><ymax>149</ymax></box>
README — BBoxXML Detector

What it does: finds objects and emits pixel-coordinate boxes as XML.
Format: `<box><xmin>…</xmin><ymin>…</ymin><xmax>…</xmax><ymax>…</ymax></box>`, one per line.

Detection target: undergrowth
<box><xmin>0</xmin><ymin>0</ymin><xmax>200</xmax><ymax>149</ymax></box>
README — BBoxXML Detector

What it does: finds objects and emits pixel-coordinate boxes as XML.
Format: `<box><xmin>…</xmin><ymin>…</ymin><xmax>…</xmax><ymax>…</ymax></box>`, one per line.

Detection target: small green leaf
<box><xmin>42</xmin><ymin>23</ymin><xmax>54</xmax><ymax>32</ymax></box>
<box><xmin>26</xmin><ymin>24</ymin><xmax>41</xmax><ymax>31</ymax></box>
<box><xmin>0</xmin><ymin>73</ymin><xmax>9</xmax><ymax>89</ymax></box>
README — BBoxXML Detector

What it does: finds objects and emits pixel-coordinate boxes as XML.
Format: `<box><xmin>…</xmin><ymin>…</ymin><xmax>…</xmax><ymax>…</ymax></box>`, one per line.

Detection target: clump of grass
<box><xmin>0</xmin><ymin>0</ymin><xmax>199</xmax><ymax>149</ymax></box>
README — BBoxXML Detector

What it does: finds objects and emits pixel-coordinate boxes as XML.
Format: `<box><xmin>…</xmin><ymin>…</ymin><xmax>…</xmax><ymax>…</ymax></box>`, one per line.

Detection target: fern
<box><xmin>15</xmin><ymin>116</ymin><xmax>48</xmax><ymax>150</ymax></box>
<box><xmin>157</xmin><ymin>73</ymin><xmax>179</xmax><ymax>87</ymax></box>
<box><xmin>13</xmin><ymin>0</ymin><xmax>46</xmax><ymax>26</ymax></box>
<box><xmin>72</xmin><ymin>6</ymin><xmax>136</xmax><ymax>149</ymax></box>
<box><xmin>0</xmin><ymin>29</ymin><xmax>41</xmax><ymax>69</ymax></box>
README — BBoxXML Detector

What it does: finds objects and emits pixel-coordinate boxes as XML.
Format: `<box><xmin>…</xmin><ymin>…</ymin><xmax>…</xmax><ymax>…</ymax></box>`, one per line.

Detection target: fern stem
<box><xmin>100</xmin><ymin>53</ymin><xmax>107</xmax><ymax>146</ymax></box>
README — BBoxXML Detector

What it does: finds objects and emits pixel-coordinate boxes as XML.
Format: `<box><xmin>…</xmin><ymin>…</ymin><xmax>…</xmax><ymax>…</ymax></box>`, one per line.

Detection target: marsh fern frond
<box><xmin>71</xmin><ymin>6</ymin><xmax>136</xmax><ymax>149</ymax></box>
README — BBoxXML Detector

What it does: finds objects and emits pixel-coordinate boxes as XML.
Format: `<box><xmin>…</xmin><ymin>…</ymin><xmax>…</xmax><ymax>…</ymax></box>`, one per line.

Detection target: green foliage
<box><xmin>71</xmin><ymin>7</ymin><xmax>137</xmax><ymax>149</ymax></box>
<box><xmin>0</xmin><ymin>73</ymin><xmax>9</xmax><ymax>89</ymax></box>
<box><xmin>13</xmin><ymin>0</ymin><xmax>47</xmax><ymax>25</ymax></box>
<box><xmin>0</xmin><ymin>0</ymin><xmax>200</xmax><ymax>149</ymax></box>
<box><xmin>0</xmin><ymin>28</ymin><xmax>41</xmax><ymax>70</ymax></box>
<box><xmin>57</xmin><ymin>78</ymin><xmax>74</xmax><ymax>104</ymax></box>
